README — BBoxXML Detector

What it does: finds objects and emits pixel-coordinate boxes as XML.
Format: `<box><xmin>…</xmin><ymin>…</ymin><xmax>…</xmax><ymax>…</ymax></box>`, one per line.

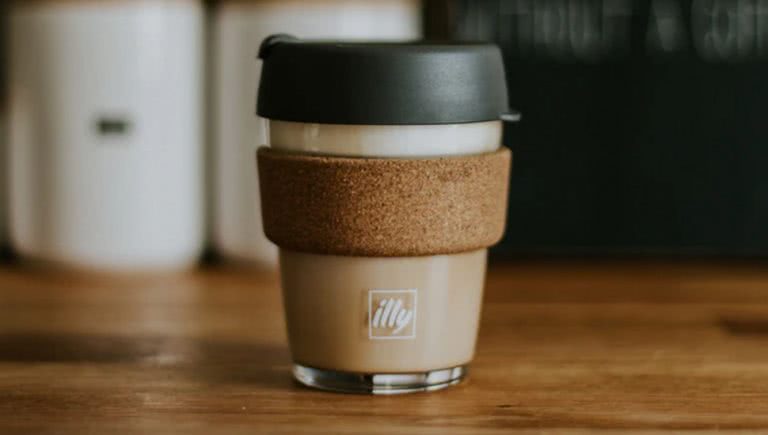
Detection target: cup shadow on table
<box><xmin>719</xmin><ymin>316</ymin><xmax>768</xmax><ymax>336</ymax></box>
<box><xmin>0</xmin><ymin>332</ymin><xmax>294</xmax><ymax>389</ymax></box>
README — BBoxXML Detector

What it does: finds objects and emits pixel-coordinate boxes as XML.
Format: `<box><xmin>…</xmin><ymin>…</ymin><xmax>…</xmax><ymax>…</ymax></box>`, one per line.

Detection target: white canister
<box><xmin>212</xmin><ymin>0</ymin><xmax>422</xmax><ymax>266</ymax></box>
<box><xmin>9</xmin><ymin>0</ymin><xmax>205</xmax><ymax>271</ymax></box>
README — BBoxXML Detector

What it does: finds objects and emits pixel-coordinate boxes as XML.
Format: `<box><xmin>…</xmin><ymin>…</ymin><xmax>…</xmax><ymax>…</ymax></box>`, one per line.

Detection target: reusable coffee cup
<box><xmin>256</xmin><ymin>35</ymin><xmax>516</xmax><ymax>394</ymax></box>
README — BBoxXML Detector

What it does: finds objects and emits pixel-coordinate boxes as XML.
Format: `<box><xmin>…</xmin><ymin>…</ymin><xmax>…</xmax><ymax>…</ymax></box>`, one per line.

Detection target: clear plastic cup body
<box><xmin>267</xmin><ymin>119</ymin><xmax>502</xmax><ymax>393</ymax></box>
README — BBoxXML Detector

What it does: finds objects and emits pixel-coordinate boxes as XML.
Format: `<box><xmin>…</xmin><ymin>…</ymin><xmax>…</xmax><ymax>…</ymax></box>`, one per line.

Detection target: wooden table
<box><xmin>1</xmin><ymin>259</ymin><xmax>767</xmax><ymax>433</ymax></box>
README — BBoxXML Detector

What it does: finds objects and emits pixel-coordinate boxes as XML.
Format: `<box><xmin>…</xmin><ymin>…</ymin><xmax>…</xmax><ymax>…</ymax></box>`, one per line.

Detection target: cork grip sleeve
<box><xmin>257</xmin><ymin>147</ymin><xmax>511</xmax><ymax>257</ymax></box>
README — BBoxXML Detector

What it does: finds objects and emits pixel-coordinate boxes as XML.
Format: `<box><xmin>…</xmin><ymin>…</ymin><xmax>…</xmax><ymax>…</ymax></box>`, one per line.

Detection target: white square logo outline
<box><xmin>368</xmin><ymin>289</ymin><xmax>418</xmax><ymax>340</ymax></box>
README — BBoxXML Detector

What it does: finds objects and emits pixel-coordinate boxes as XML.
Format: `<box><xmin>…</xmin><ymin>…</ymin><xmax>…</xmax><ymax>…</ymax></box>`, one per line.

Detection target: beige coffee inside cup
<box><xmin>269</xmin><ymin>119</ymin><xmax>501</xmax><ymax>373</ymax></box>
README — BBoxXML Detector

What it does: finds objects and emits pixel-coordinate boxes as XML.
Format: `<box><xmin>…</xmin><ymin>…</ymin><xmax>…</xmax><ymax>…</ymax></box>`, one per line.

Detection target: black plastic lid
<box><xmin>257</xmin><ymin>35</ymin><xmax>515</xmax><ymax>125</ymax></box>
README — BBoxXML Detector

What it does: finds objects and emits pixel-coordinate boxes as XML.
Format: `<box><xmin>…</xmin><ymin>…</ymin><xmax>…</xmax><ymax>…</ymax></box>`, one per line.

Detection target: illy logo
<box><xmin>368</xmin><ymin>289</ymin><xmax>417</xmax><ymax>340</ymax></box>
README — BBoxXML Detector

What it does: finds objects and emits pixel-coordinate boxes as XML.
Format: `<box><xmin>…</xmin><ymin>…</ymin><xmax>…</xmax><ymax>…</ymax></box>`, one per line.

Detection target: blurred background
<box><xmin>1</xmin><ymin>0</ymin><xmax>767</xmax><ymax>272</ymax></box>
<box><xmin>432</xmin><ymin>0</ymin><xmax>768</xmax><ymax>257</ymax></box>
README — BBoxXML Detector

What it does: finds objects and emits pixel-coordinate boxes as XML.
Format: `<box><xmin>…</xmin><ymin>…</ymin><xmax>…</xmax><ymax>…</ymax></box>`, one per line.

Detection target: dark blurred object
<box><xmin>428</xmin><ymin>0</ymin><xmax>768</xmax><ymax>256</ymax></box>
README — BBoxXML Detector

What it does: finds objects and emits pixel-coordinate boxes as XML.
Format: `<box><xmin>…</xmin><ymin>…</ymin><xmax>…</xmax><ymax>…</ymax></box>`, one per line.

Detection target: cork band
<box><xmin>257</xmin><ymin>147</ymin><xmax>511</xmax><ymax>257</ymax></box>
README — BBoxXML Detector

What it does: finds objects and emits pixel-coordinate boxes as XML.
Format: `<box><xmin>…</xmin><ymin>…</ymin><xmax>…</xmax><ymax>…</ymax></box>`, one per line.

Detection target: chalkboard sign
<box><xmin>431</xmin><ymin>0</ymin><xmax>768</xmax><ymax>256</ymax></box>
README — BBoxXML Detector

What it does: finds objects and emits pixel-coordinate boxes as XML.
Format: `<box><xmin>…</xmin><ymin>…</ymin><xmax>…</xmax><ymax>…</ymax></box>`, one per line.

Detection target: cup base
<box><xmin>292</xmin><ymin>364</ymin><xmax>466</xmax><ymax>395</ymax></box>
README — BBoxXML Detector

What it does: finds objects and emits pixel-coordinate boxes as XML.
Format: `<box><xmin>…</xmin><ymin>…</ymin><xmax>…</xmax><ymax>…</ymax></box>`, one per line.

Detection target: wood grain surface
<box><xmin>1</xmin><ymin>259</ymin><xmax>767</xmax><ymax>433</ymax></box>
